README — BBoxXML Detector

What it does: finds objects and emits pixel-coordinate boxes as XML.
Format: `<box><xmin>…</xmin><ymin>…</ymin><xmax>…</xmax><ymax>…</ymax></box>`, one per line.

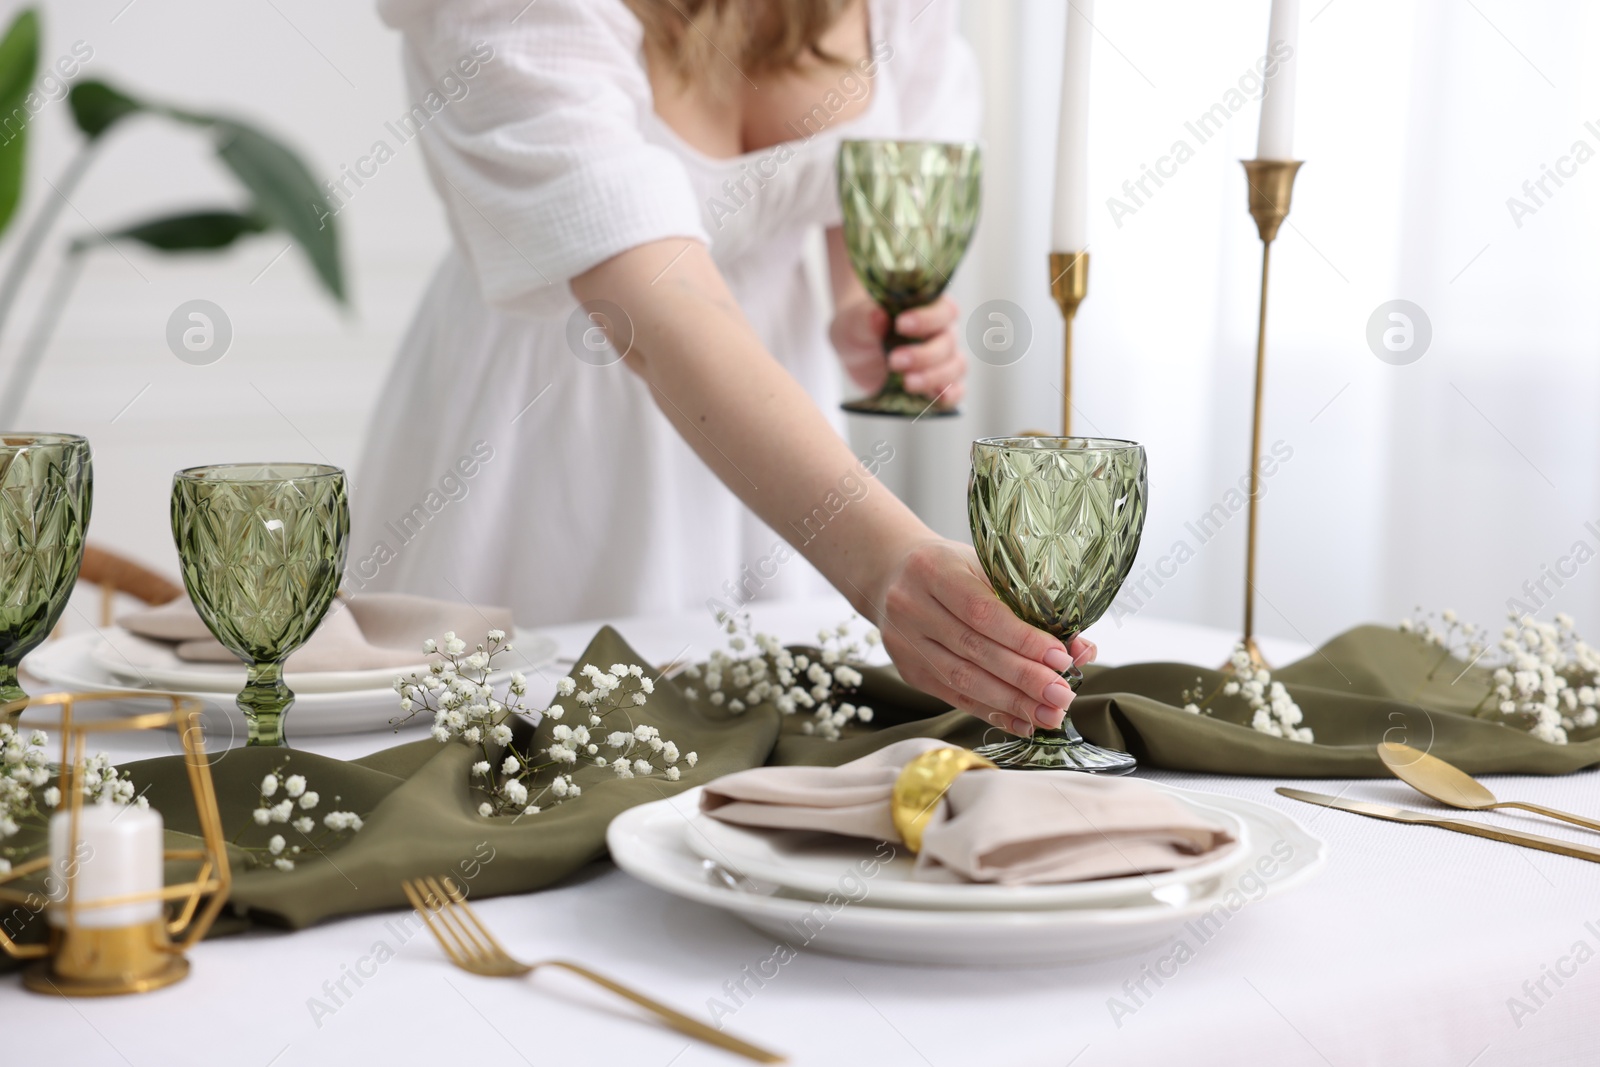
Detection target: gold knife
<box><xmin>1276</xmin><ymin>787</ymin><xmax>1600</xmax><ymax>864</ymax></box>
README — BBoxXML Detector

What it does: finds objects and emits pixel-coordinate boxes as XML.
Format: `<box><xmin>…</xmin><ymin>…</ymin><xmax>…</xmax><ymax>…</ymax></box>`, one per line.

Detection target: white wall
<box><xmin>885</xmin><ymin>0</ymin><xmax>1600</xmax><ymax>649</ymax></box>
<box><xmin>12</xmin><ymin>0</ymin><xmax>1596</xmax><ymax>650</ymax></box>
<box><xmin>8</xmin><ymin>0</ymin><xmax>447</xmax><ymax>580</ymax></box>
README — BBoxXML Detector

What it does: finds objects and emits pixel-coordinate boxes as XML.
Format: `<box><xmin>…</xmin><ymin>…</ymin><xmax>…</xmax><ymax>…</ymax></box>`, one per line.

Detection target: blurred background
<box><xmin>9</xmin><ymin>0</ymin><xmax>1598</xmax><ymax>646</ymax></box>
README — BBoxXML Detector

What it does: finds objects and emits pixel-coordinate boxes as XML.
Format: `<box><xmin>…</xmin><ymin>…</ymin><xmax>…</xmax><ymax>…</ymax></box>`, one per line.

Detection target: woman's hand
<box><xmin>873</xmin><ymin>540</ymin><xmax>1097</xmax><ymax>737</ymax></box>
<box><xmin>829</xmin><ymin>294</ymin><xmax>967</xmax><ymax>407</ymax></box>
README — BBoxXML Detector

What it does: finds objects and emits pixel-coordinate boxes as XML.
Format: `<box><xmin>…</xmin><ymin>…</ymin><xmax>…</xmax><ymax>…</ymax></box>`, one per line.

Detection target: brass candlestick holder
<box><xmin>1235</xmin><ymin>159</ymin><xmax>1303</xmax><ymax>670</ymax></box>
<box><xmin>1048</xmin><ymin>251</ymin><xmax>1089</xmax><ymax>436</ymax></box>
<box><xmin>0</xmin><ymin>692</ymin><xmax>231</xmax><ymax>996</ymax></box>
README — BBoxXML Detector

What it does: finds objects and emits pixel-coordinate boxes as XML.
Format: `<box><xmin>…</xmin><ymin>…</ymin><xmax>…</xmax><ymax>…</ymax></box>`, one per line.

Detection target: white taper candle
<box><xmin>1050</xmin><ymin>0</ymin><xmax>1094</xmax><ymax>251</ymax></box>
<box><xmin>1255</xmin><ymin>0</ymin><xmax>1301</xmax><ymax>160</ymax></box>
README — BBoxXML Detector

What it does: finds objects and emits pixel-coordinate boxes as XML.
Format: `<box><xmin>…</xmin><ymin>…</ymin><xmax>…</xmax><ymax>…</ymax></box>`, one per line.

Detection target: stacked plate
<box><xmin>607</xmin><ymin>783</ymin><xmax>1326</xmax><ymax>966</ymax></box>
<box><xmin>23</xmin><ymin>627</ymin><xmax>559</xmax><ymax>738</ymax></box>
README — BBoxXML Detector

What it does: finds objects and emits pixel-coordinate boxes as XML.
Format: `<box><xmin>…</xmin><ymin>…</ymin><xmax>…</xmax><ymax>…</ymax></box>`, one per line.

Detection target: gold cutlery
<box><xmin>1276</xmin><ymin>788</ymin><xmax>1600</xmax><ymax>864</ymax></box>
<box><xmin>1377</xmin><ymin>742</ymin><xmax>1600</xmax><ymax>834</ymax></box>
<box><xmin>401</xmin><ymin>876</ymin><xmax>785</xmax><ymax>1064</ymax></box>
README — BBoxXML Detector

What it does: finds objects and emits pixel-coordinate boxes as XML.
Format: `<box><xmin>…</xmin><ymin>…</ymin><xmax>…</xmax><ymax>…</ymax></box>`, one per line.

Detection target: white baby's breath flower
<box><xmin>477</xmin><ymin>802</ymin><xmax>494</xmax><ymax>817</ymax></box>
<box><xmin>284</xmin><ymin>775</ymin><xmax>306</xmax><ymax>798</ymax></box>
<box><xmin>261</xmin><ymin>774</ymin><xmax>279</xmax><ymax>797</ymax></box>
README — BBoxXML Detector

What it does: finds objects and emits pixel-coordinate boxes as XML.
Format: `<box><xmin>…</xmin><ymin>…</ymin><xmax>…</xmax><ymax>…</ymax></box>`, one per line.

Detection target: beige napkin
<box><xmin>118</xmin><ymin>593</ymin><xmax>516</xmax><ymax>673</ymax></box>
<box><xmin>701</xmin><ymin>738</ymin><xmax>1235</xmax><ymax>885</ymax></box>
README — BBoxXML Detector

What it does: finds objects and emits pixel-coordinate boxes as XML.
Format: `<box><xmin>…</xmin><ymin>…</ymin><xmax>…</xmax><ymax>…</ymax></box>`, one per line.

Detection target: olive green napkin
<box><xmin>7</xmin><ymin>621</ymin><xmax>1595</xmax><ymax>950</ymax></box>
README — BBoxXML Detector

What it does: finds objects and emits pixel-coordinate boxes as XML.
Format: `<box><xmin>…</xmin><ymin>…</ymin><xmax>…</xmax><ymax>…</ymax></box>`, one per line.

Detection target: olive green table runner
<box><xmin>13</xmin><ymin>621</ymin><xmax>1600</xmax><ymax>947</ymax></box>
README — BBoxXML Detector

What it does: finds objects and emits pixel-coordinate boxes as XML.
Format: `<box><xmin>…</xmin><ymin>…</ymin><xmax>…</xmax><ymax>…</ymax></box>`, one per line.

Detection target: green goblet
<box><xmin>968</xmin><ymin>437</ymin><xmax>1147</xmax><ymax>772</ymax></box>
<box><xmin>0</xmin><ymin>433</ymin><xmax>92</xmax><ymax>708</ymax></box>
<box><xmin>171</xmin><ymin>463</ymin><xmax>349</xmax><ymax>747</ymax></box>
<box><xmin>837</xmin><ymin>139</ymin><xmax>981</xmax><ymax>418</ymax></box>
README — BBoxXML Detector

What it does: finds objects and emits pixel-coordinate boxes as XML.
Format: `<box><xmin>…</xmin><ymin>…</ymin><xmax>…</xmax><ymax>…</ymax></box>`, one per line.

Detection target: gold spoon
<box><xmin>1378</xmin><ymin>742</ymin><xmax>1600</xmax><ymax>833</ymax></box>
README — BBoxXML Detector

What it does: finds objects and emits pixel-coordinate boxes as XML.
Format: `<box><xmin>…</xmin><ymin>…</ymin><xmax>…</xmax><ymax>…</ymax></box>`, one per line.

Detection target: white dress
<box><xmin>356</xmin><ymin>0</ymin><xmax>979</xmax><ymax>627</ymax></box>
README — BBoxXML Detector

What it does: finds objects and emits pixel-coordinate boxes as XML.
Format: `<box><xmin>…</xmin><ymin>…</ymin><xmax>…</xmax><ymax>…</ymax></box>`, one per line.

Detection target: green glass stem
<box><xmin>0</xmin><ymin>661</ymin><xmax>22</xmax><ymax>720</ymax></box>
<box><xmin>841</xmin><ymin>314</ymin><xmax>959</xmax><ymax>417</ymax></box>
<box><xmin>239</xmin><ymin>661</ymin><xmax>293</xmax><ymax>747</ymax></box>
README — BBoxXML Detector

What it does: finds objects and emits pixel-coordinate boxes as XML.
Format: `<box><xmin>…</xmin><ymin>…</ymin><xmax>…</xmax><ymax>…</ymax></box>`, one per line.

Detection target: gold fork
<box><xmin>400</xmin><ymin>876</ymin><xmax>785</xmax><ymax>1064</ymax></box>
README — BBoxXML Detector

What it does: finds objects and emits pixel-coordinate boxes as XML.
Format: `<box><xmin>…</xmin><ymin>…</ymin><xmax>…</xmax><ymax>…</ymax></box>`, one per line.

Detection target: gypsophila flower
<box><xmin>684</xmin><ymin>611</ymin><xmax>875</xmax><ymax>741</ymax></box>
<box><xmin>396</xmin><ymin>632</ymin><xmax>699</xmax><ymax>816</ymax></box>
<box><xmin>239</xmin><ymin>759</ymin><xmax>363</xmax><ymax>873</ymax></box>
<box><xmin>1180</xmin><ymin>647</ymin><xmax>1314</xmax><ymax>743</ymax></box>
<box><xmin>1395</xmin><ymin>608</ymin><xmax>1600</xmax><ymax>745</ymax></box>
<box><xmin>1</xmin><ymin>732</ymin><xmax>147</xmax><ymax>874</ymax></box>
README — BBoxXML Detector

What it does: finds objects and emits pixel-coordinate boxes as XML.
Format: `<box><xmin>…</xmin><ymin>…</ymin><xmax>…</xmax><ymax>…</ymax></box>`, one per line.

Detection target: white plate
<box><xmin>684</xmin><ymin>791</ymin><xmax>1249</xmax><ymax>912</ymax></box>
<box><xmin>23</xmin><ymin>630</ymin><xmax>560</xmax><ymax>739</ymax></box>
<box><xmin>607</xmin><ymin>785</ymin><xmax>1325</xmax><ymax>967</ymax></box>
<box><xmin>91</xmin><ymin>630</ymin><xmax>429</xmax><ymax>695</ymax></box>
<box><xmin>88</xmin><ymin>627</ymin><xmax>548</xmax><ymax>696</ymax></box>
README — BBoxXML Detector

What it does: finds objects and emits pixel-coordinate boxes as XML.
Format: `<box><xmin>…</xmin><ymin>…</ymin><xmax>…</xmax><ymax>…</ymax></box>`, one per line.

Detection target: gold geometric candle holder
<box><xmin>0</xmin><ymin>692</ymin><xmax>231</xmax><ymax>996</ymax></box>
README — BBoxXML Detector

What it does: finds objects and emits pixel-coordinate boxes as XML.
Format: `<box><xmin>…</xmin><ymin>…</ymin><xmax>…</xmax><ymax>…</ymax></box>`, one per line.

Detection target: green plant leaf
<box><xmin>67</xmin><ymin>79</ymin><xmax>143</xmax><ymax>140</ymax></box>
<box><xmin>0</xmin><ymin>9</ymin><xmax>39</xmax><ymax>234</ymax></box>
<box><xmin>0</xmin><ymin>9</ymin><xmax>37</xmax><ymax>102</ymax></box>
<box><xmin>211</xmin><ymin>119</ymin><xmax>343</xmax><ymax>302</ymax></box>
<box><xmin>92</xmin><ymin>209</ymin><xmax>269</xmax><ymax>253</ymax></box>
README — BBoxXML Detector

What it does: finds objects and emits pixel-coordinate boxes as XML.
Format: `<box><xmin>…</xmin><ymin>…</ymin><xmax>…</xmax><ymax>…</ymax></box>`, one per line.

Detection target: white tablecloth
<box><xmin>8</xmin><ymin>598</ymin><xmax>1600</xmax><ymax>1066</ymax></box>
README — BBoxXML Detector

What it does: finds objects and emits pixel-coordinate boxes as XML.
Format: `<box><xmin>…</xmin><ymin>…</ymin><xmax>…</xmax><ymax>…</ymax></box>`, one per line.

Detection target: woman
<box><xmin>359</xmin><ymin>0</ymin><xmax>1090</xmax><ymax>737</ymax></box>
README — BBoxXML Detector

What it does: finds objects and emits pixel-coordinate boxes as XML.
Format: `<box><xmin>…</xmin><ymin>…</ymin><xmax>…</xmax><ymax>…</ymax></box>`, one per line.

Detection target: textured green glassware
<box><xmin>968</xmin><ymin>437</ymin><xmax>1147</xmax><ymax>771</ymax></box>
<box><xmin>837</xmin><ymin>139</ymin><xmax>981</xmax><ymax>418</ymax></box>
<box><xmin>171</xmin><ymin>463</ymin><xmax>349</xmax><ymax>747</ymax></box>
<box><xmin>0</xmin><ymin>433</ymin><xmax>92</xmax><ymax>710</ymax></box>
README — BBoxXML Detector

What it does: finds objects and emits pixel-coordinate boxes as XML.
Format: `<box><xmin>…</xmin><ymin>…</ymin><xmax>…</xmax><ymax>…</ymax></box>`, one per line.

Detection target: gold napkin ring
<box><xmin>890</xmin><ymin>747</ymin><xmax>997</xmax><ymax>854</ymax></box>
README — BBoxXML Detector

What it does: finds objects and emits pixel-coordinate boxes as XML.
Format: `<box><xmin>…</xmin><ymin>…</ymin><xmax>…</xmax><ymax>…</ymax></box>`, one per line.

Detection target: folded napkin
<box><xmin>701</xmin><ymin>738</ymin><xmax>1235</xmax><ymax>885</ymax></box>
<box><xmin>118</xmin><ymin>592</ymin><xmax>516</xmax><ymax>673</ymax></box>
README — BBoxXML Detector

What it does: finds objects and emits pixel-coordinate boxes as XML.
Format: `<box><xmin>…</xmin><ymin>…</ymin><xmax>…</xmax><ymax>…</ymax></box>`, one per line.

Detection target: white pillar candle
<box><xmin>1050</xmin><ymin>0</ymin><xmax>1094</xmax><ymax>252</ymax></box>
<box><xmin>49</xmin><ymin>803</ymin><xmax>164</xmax><ymax>929</ymax></box>
<box><xmin>1255</xmin><ymin>0</ymin><xmax>1301</xmax><ymax>160</ymax></box>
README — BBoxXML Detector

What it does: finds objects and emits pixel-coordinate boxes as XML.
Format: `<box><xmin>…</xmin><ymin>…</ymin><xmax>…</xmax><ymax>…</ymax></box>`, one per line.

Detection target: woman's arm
<box><xmin>573</xmin><ymin>239</ymin><xmax>1081</xmax><ymax>735</ymax></box>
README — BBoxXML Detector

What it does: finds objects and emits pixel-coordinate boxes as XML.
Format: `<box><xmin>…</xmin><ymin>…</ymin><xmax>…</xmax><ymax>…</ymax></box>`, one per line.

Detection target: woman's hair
<box><xmin>624</xmin><ymin>0</ymin><xmax>855</xmax><ymax>85</ymax></box>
